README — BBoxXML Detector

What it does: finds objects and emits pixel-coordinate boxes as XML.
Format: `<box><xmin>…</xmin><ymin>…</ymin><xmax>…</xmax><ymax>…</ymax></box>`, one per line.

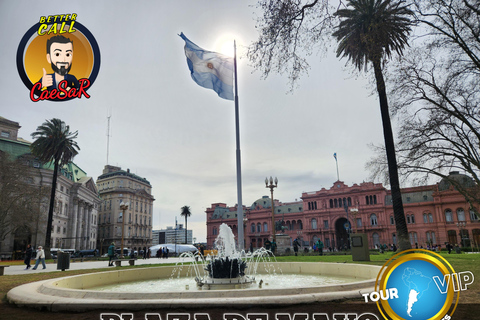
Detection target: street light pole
<box><xmin>265</xmin><ymin>177</ymin><xmax>278</xmax><ymax>243</ymax></box>
<box><xmin>457</xmin><ymin>221</ymin><xmax>466</xmax><ymax>248</ymax></box>
<box><xmin>119</xmin><ymin>201</ymin><xmax>129</xmax><ymax>258</ymax></box>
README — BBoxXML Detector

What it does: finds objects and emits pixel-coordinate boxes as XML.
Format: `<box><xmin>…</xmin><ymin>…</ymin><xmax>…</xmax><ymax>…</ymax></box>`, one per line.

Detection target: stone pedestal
<box><xmin>351</xmin><ymin>233</ymin><xmax>370</xmax><ymax>261</ymax></box>
<box><xmin>274</xmin><ymin>234</ymin><xmax>292</xmax><ymax>255</ymax></box>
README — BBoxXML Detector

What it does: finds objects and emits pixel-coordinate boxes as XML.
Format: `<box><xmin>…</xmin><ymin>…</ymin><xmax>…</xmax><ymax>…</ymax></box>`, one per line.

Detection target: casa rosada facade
<box><xmin>205</xmin><ymin>173</ymin><xmax>480</xmax><ymax>251</ymax></box>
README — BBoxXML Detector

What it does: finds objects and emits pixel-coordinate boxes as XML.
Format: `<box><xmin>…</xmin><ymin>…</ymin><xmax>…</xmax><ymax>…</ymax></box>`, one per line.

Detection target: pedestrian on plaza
<box><xmin>147</xmin><ymin>248</ymin><xmax>151</xmax><ymax>258</ymax></box>
<box><xmin>156</xmin><ymin>247</ymin><xmax>161</xmax><ymax>259</ymax></box>
<box><xmin>143</xmin><ymin>246</ymin><xmax>147</xmax><ymax>260</ymax></box>
<box><xmin>107</xmin><ymin>242</ymin><xmax>115</xmax><ymax>266</ymax></box>
<box><xmin>293</xmin><ymin>238</ymin><xmax>299</xmax><ymax>256</ymax></box>
<box><xmin>316</xmin><ymin>239</ymin><xmax>324</xmax><ymax>256</ymax></box>
<box><xmin>24</xmin><ymin>244</ymin><xmax>33</xmax><ymax>270</ymax></box>
<box><xmin>32</xmin><ymin>246</ymin><xmax>46</xmax><ymax>270</ymax></box>
<box><xmin>165</xmin><ymin>247</ymin><xmax>169</xmax><ymax>259</ymax></box>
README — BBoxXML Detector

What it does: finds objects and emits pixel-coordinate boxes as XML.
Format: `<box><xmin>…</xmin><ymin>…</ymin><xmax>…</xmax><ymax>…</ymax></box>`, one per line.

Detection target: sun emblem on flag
<box><xmin>207</xmin><ymin>62</ymin><xmax>214</xmax><ymax>69</ymax></box>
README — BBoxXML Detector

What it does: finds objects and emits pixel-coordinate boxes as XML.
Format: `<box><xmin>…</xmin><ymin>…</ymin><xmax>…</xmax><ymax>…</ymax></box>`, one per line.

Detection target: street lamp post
<box><xmin>265</xmin><ymin>177</ymin><xmax>278</xmax><ymax>243</ymax></box>
<box><xmin>350</xmin><ymin>208</ymin><xmax>359</xmax><ymax>234</ymax></box>
<box><xmin>457</xmin><ymin>221</ymin><xmax>466</xmax><ymax>248</ymax></box>
<box><xmin>119</xmin><ymin>201</ymin><xmax>129</xmax><ymax>258</ymax></box>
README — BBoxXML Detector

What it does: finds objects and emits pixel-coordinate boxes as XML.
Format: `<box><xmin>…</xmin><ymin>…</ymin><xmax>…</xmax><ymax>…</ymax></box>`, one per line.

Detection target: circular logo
<box><xmin>16</xmin><ymin>18</ymin><xmax>100</xmax><ymax>101</ymax></box>
<box><xmin>376</xmin><ymin>249</ymin><xmax>459</xmax><ymax>319</ymax></box>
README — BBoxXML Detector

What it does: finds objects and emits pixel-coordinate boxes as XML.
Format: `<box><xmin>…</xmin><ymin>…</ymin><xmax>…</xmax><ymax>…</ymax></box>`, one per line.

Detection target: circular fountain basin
<box><xmin>7</xmin><ymin>262</ymin><xmax>381</xmax><ymax>312</ymax></box>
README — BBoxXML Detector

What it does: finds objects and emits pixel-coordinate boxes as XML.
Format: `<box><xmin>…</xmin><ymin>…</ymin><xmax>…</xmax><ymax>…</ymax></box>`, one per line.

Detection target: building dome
<box><xmin>251</xmin><ymin>196</ymin><xmax>272</xmax><ymax>210</ymax></box>
<box><xmin>438</xmin><ymin>171</ymin><xmax>476</xmax><ymax>191</ymax></box>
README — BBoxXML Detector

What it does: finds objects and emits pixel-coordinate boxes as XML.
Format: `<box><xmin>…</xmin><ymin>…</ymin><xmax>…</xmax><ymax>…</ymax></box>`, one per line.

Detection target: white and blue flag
<box><xmin>180</xmin><ymin>32</ymin><xmax>234</xmax><ymax>100</ymax></box>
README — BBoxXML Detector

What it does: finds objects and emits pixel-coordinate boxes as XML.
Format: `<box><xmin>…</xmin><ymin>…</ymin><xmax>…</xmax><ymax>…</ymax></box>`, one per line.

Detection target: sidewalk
<box><xmin>3</xmin><ymin>257</ymin><xmax>192</xmax><ymax>275</ymax></box>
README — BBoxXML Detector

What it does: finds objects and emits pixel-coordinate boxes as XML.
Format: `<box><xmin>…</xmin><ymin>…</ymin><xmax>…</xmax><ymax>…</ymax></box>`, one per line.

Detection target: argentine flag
<box><xmin>180</xmin><ymin>33</ymin><xmax>234</xmax><ymax>100</ymax></box>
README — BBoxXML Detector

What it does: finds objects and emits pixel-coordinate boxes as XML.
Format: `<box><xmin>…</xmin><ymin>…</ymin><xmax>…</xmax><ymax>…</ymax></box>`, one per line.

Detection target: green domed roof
<box><xmin>438</xmin><ymin>171</ymin><xmax>476</xmax><ymax>191</ymax></box>
<box><xmin>251</xmin><ymin>196</ymin><xmax>272</xmax><ymax>210</ymax></box>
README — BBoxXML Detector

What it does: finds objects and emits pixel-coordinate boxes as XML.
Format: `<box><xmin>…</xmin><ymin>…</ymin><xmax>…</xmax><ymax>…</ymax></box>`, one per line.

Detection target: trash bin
<box><xmin>57</xmin><ymin>251</ymin><xmax>70</xmax><ymax>271</ymax></box>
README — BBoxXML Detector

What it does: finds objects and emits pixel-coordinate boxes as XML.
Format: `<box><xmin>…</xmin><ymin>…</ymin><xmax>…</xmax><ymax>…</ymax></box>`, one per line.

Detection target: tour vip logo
<box><xmin>364</xmin><ymin>249</ymin><xmax>474</xmax><ymax>320</ymax></box>
<box><xmin>17</xmin><ymin>13</ymin><xmax>100</xmax><ymax>102</ymax></box>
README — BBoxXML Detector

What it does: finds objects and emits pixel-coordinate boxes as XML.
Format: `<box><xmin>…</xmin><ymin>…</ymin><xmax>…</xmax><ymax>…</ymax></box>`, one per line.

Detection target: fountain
<box><xmin>7</xmin><ymin>223</ymin><xmax>381</xmax><ymax>311</ymax></box>
<box><xmin>194</xmin><ymin>223</ymin><xmax>257</xmax><ymax>289</ymax></box>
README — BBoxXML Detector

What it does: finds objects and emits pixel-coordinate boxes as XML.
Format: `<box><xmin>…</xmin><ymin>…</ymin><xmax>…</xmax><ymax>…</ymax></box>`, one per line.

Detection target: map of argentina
<box><xmin>402</xmin><ymin>267</ymin><xmax>433</xmax><ymax>317</ymax></box>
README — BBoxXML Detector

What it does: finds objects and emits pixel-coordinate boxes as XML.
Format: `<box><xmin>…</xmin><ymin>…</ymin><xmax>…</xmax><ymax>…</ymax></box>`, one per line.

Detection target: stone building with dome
<box><xmin>205</xmin><ymin>173</ymin><xmax>480</xmax><ymax>251</ymax></box>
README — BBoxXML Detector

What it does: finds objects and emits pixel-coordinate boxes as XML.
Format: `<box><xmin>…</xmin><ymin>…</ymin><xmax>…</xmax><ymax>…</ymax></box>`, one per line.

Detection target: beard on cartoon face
<box><xmin>47</xmin><ymin>42</ymin><xmax>73</xmax><ymax>76</ymax></box>
<box><xmin>51</xmin><ymin>61</ymin><xmax>72</xmax><ymax>76</ymax></box>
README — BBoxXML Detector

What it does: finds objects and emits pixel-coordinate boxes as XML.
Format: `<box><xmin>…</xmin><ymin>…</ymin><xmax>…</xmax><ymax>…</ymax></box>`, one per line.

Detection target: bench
<box><xmin>114</xmin><ymin>259</ymin><xmax>135</xmax><ymax>267</ymax></box>
<box><xmin>0</xmin><ymin>265</ymin><xmax>10</xmax><ymax>275</ymax></box>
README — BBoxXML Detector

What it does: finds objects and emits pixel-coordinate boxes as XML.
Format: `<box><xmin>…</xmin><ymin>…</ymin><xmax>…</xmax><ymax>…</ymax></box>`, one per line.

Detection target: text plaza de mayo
<box><xmin>1</xmin><ymin>116</ymin><xmax>480</xmax><ymax>256</ymax></box>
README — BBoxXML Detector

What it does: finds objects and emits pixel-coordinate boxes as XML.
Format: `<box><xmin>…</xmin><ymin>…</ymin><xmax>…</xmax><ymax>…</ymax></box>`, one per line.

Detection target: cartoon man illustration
<box><xmin>38</xmin><ymin>35</ymin><xmax>79</xmax><ymax>93</ymax></box>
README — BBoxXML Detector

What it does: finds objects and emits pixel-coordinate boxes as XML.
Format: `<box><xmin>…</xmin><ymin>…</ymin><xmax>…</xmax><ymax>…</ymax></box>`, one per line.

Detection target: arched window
<box><xmin>366</xmin><ymin>196</ymin><xmax>369</xmax><ymax>205</ymax></box>
<box><xmin>390</xmin><ymin>216</ymin><xmax>395</xmax><ymax>225</ymax></box>
<box><xmin>257</xmin><ymin>223</ymin><xmax>261</xmax><ymax>233</ymax></box>
<box><xmin>457</xmin><ymin>208</ymin><xmax>466</xmax><ymax>221</ymax></box>
<box><xmin>213</xmin><ymin>227</ymin><xmax>218</xmax><ymax>235</ymax></box>
<box><xmin>426</xmin><ymin>231</ymin><xmax>436</xmax><ymax>244</ymax></box>
<box><xmin>423</xmin><ymin>213</ymin><xmax>428</xmax><ymax>223</ymax></box>
<box><xmin>298</xmin><ymin>220</ymin><xmax>303</xmax><ymax>230</ymax></box>
<box><xmin>329</xmin><ymin>199</ymin><xmax>333</xmax><ymax>208</ymax></box>
<box><xmin>263</xmin><ymin>222</ymin><xmax>268</xmax><ymax>232</ymax></box>
<box><xmin>470</xmin><ymin>210</ymin><xmax>479</xmax><ymax>221</ymax></box>
<box><xmin>429</xmin><ymin>213</ymin><xmax>433</xmax><ymax>223</ymax></box>
<box><xmin>334</xmin><ymin>199</ymin><xmax>338</xmax><ymax>208</ymax></box>
<box><xmin>409</xmin><ymin>232</ymin><xmax>418</xmax><ymax>245</ymax></box>
<box><xmin>251</xmin><ymin>223</ymin><xmax>255</xmax><ymax>233</ymax></box>
<box><xmin>373</xmin><ymin>195</ymin><xmax>377</xmax><ymax>204</ymax></box>
<box><xmin>370</xmin><ymin>214</ymin><xmax>378</xmax><ymax>226</ymax></box>
<box><xmin>311</xmin><ymin>218</ymin><xmax>317</xmax><ymax>230</ymax></box>
<box><xmin>445</xmin><ymin>209</ymin><xmax>453</xmax><ymax>222</ymax></box>
<box><xmin>372</xmin><ymin>233</ymin><xmax>380</xmax><ymax>247</ymax></box>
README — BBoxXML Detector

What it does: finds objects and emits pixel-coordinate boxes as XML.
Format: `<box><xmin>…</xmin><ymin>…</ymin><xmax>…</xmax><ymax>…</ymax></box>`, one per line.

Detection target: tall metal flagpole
<box><xmin>234</xmin><ymin>40</ymin><xmax>244</xmax><ymax>251</ymax></box>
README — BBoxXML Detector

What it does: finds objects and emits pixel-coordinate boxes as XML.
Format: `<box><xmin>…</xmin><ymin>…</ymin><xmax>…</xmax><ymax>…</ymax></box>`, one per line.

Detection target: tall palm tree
<box><xmin>30</xmin><ymin>119</ymin><xmax>79</xmax><ymax>258</ymax></box>
<box><xmin>180</xmin><ymin>205</ymin><xmax>192</xmax><ymax>244</ymax></box>
<box><xmin>333</xmin><ymin>0</ymin><xmax>413</xmax><ymax>251</ymax></box>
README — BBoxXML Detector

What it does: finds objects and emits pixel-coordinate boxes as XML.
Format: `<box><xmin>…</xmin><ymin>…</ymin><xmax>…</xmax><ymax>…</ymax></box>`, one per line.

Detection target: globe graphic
<box><xmin>385</xmin><ymin>259</ymin><xmax>448</xmax><ymax>319</ymax></box>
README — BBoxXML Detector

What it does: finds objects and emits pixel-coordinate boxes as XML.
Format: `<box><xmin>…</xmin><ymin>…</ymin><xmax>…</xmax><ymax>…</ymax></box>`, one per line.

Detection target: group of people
<box><xmin>156</xmin><ymin>246</ymin><xmax>170</xmax><ymax>259</ymax></box>
<box><xmin>23</xmin><ymin>244</ymin><xmax>46</xmax><ymax>270</ymax></box>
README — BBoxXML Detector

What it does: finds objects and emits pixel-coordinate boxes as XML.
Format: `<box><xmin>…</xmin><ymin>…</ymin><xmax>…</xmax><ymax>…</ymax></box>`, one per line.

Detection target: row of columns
<box><xmin>69</xmin><ymin>198</ymin><xmax>95</xmax><ymax>250</ymax></box>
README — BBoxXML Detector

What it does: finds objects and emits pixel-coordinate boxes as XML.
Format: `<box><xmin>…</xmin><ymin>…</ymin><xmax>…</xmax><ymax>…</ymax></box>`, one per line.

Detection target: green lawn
<box><xmin>1</xmin><ymin>252</ymin><xmax>479</xmax><ymax>319</ymax></box>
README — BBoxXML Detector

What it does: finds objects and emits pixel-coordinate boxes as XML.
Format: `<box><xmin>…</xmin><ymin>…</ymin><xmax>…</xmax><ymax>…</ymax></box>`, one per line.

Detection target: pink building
<box><xmin>206</xmin><ymin>172</ymin><xmax>480</xmax><ymax>250</ymax></box>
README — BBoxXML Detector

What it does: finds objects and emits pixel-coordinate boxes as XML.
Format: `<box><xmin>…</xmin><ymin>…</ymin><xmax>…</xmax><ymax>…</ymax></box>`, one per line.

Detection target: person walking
<box><xmin>32</xmin><ymin>246</ymin><xmax>46</xmax><ymax>270</ymax></box>
<box><xmin>24</xmin><ymin>244</ymin><xmax>33</xmax><ymax>270</ymax></box>
<box><xmin>107</xmin><ymin>242</ymin><xmax>116</xmax><ymax>266</ymax></box>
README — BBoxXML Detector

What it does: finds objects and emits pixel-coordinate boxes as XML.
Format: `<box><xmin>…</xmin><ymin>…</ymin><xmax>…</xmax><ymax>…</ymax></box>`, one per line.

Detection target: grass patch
<box><xmin>1</xmin><ymin>252</ymin><xmax>479</xmax><ymax>319</ymax></box>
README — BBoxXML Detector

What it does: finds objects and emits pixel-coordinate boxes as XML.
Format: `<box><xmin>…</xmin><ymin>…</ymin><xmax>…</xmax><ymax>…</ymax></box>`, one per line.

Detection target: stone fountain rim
<box><xmin>7</xmin><ymin>262</ymin><xmax>381</xmax><ymax>311</ymax></box>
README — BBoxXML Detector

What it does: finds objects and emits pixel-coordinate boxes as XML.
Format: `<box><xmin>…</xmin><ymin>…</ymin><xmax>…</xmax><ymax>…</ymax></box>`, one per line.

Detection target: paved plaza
<box><xmin>3</xmin><ymin>257</ymin><xmax>190</xmax><ymax>276</ymax></box>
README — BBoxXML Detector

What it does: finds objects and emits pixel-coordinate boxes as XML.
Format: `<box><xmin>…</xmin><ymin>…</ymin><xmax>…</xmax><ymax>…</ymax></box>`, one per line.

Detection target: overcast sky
<box><xmin>0</xmin><ymin>1</ymin><xmax>387</xmax><ymax>242</ymax></box>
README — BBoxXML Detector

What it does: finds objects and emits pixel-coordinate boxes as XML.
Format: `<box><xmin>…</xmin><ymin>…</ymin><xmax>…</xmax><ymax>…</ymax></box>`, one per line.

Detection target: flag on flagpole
<box><xmin>179</xmin><ymin>32</ymin><xmax>234</xmax><ymax>100</ymax></box>
<box><xmin>333</xmin><ymin>153</ymin><xmax>337</xmax><ymax>160</ymax></box>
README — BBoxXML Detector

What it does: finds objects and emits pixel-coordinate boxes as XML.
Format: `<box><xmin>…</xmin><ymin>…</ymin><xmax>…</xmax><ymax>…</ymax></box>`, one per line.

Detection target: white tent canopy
<box><xmin>149</xmin><ymin>244</ymin><xmax>197</xmax><ymax>256</ymax></box>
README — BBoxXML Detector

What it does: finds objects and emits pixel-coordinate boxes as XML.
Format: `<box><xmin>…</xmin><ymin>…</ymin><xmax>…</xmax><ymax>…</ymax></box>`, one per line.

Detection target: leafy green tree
<box><xmin>332</xmin><ymin>0</ymin><xmax>414</xmax><ymax>251</ymax></box>
<box><xmin>30</xmin><ymin>119</ymin><xmax>79</xmax><ymax>258</ymax></box>
<box><xmin>180</xmin><ymin>205</ymin><xmax>192</xmax><ymax>244</ymax></box>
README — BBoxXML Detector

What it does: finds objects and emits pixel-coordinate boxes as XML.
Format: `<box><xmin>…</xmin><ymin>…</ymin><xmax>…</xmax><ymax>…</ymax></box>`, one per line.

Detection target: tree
<box><xmin>247</xmin><ymin>0</ymin><xmax>338</xmax><ymax>90</ymax></box>
<box><xmin>0</xmin><ymin>152</ymin><xmax>48</xmax><ymax>250</ymax></box>
<box><xmin>180</xmin><ymin>205</ymin><xmax>192</xmax><ymax>244</ymax></box>
<box><xmin>30</xmin><ymin>119</ymin><xmax>79</xmax><ymax>258</ymax></box>
<box><xmin>248</xmin><ymin>0</ymin><xmax>414</xmax><ymax>251</ymax></box>
<box><xmin>368</xmin><ymin>0</ymin><xmax>480</xmax><ymax>213</ymax></box>
<box><xmin>332</xmin><ymin>0</ymin><xmax>413</xmax><ymax>251</ymax></box>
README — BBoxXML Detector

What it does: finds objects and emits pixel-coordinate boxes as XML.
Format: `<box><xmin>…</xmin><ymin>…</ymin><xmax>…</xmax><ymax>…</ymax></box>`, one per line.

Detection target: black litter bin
<box><xmin>57</xmin><ymin>251</ymin><xmax>71</xmax><ymax>271</ymax></box>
